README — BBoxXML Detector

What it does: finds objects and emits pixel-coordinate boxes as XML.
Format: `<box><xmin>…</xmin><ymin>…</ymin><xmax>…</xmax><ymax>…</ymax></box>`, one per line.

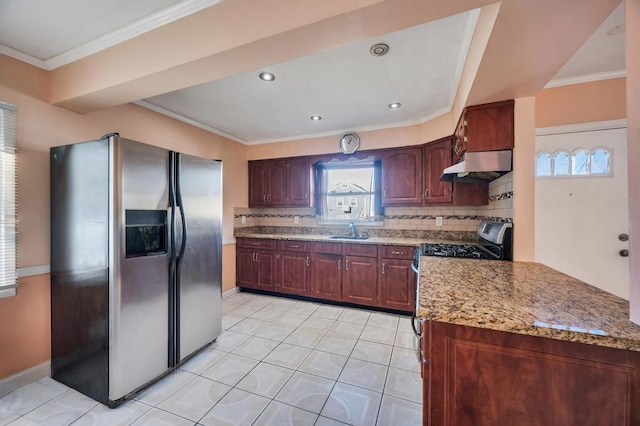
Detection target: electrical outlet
<box><xmin>241</xmin><ymin>215</ymin><xmax>247</xmax><ymax>224</ymax></box>
<box><xmin>294</xmin><ymin>216</ymin><xmax>299</xmax><ymax>224</ymax></box>
<box><xmin>435</xmin><ymin>216</ymin><xmax>443</xmax><ymax>227</ymax></box>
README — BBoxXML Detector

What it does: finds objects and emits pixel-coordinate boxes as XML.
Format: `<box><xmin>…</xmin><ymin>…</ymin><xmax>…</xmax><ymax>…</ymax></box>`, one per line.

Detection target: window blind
<box><xmin>0</xmin><ymin>102</ymin><xmax>17</xmax><ymax>294</ymax></box>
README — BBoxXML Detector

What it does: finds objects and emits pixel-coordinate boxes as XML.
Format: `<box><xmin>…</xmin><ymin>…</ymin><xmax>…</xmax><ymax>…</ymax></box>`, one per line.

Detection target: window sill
<box><xmin>0</xmin><ymin>288</ymin><xmax>16</xmax><ymax>298</ymax></box>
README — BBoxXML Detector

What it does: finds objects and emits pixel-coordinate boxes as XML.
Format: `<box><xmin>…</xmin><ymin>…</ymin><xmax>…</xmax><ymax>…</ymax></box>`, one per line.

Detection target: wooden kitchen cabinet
<box><xmin>248</xmin><ymin>157</ymin><xmax>311</xmax><ymax>207</ymax></box>
<box><xmin>310</xmin><ymin>242</ymin><xmax>343</xmax><ymax>302</ymax></box>
<box><xmin>422</xmin><ymin>320</ymin><xmax>640</xmax><ymax>425</ymax></box>
<box><xmin>381</xmin><ymin>147</ymin><xmax>423</xmax><ymax>206</ymax></box>
<box><xmin>276</xmin><ymin>240</ymin><xmax>311</xmax><ymax>296</ymax></box>
<box><xmin>236</xmin><ymin>238</ymin><xmax>277</xmax><ymax>291</ymax></box>
<box><xmin>424</xmin><ymin>136</ymin><xmax>488</xmax><ymax>206</ymax></box>
<box><xmin>378</xmin><ymin>245</ymin><xmax>416</xmax><ymax>312</ymax></box>
<box><xmin>343</xmin><ymin>244</ymin><xmax>378</xmax><ymax>305</ymax></box>
<box><xmin>453</xmin><ymin>100</ymin><xmax>514</xmax><ymax>164</ymax></box>
<box><xmin>286</xmin><ymin>156</ymin><xmax>311</xmax><ymax>206</ymax></box>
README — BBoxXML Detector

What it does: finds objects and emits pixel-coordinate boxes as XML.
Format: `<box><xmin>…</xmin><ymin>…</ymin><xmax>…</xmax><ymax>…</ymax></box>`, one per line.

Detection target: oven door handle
<box><xmin>411</xmin><ymin>260</ymin><xmax>419</xmax><ymax>273</ymax></box>
<box><xmin>411</xmin><ymin>312</ymin><xmax>422</xmax><ymax>337</ymax></box>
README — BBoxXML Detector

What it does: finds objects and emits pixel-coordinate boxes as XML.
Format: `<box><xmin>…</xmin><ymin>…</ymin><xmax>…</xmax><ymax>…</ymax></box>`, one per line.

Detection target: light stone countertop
<box><xmin>417</xmin><ymin>257</ymin><xmax>640</xmax><ymax>351</ymax></box>
<box><xmin>235</xmin><ymin>233</ymin><xmax>465</xmax><ymax>247</ymax></box>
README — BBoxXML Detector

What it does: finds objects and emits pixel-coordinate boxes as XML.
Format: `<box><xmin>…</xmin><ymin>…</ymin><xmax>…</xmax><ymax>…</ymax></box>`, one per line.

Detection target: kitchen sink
<box><xmin>328</xmin><ymin>235</ymin><xmax>370</xmax><ymax>240</ymax></box>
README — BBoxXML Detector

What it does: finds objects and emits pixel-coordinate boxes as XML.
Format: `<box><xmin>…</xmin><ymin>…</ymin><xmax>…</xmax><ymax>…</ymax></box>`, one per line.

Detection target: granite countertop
<box><xmin>235</xmin><ymin>232</ymin><xmax>465</xmax><ymax>247</ymax></box>
<box><xmin>417</xmin><ymin>257</ymin><xmax>640</xmax><ymax>351</ymax></box>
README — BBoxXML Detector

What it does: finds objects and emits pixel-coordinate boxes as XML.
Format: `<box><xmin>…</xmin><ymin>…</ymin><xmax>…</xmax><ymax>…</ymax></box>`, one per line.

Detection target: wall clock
<box><xmin>339</xmin><ymin>133</ymin><xmax>360</xmax><ymax>154</ymax></box>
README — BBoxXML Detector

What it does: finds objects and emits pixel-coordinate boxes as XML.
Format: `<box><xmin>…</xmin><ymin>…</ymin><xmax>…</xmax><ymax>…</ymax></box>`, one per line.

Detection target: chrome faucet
<box><xmin>348</xmin><ymin>222</ymin><xmax>357</xmax><ymax>237</ymax></box>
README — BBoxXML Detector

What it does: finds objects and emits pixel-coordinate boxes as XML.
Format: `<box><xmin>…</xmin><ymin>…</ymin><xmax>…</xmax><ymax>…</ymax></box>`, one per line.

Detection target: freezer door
<box><xmin>109</xmin><ymin>138</ymin><xmax>171</xmax><ymax>401</ymax></box>
<box><xmin>176</xmin><ymin>154</ymin><xmax>222</xmax><ymax>361</ymax></box>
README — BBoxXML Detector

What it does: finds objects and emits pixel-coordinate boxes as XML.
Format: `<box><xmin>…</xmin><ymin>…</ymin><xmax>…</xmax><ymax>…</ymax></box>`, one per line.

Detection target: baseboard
<box><xmin>222</xmin><ymin>287</ymin><xmax>239</xmax><ymax>299</ymax></box>
<box><xmin>0</xmin><ymin>361</ymin><xmax>50</xmax><ymax>398</ymax></box>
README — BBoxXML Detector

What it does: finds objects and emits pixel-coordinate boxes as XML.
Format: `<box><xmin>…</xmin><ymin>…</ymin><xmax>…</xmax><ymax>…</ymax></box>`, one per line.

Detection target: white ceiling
<box><xmin>0</xmin><ymin>0</ymin><xmax>627</xmax><ymax>144</ymax></box>
<box><xmin>547</xmin><ymin>2</ymin><xmax>625</xmax><ymax>87</ymax></box>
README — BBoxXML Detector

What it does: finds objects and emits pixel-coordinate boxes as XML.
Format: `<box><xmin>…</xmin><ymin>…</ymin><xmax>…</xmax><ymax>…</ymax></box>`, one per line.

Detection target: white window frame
<box><xmin>0</xmin><ymin>102</ymin><xmax>17</xmax><ymax>298</ymax></box>
<box><xmin>535</xmin><ymin>147</ymin><xmax>613</xmax><ymax>179</ymax></box>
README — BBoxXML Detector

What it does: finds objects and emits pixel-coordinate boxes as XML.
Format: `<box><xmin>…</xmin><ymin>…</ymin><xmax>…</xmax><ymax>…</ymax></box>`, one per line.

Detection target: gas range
<box><xmin>413</xmin><ymin>220</ymin><xmax>513</xmax><ymax>268</ymax></box>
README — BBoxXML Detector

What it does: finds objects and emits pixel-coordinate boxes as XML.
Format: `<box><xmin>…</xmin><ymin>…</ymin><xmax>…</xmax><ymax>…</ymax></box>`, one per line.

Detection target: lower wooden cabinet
<box><xmin>378</xmin><ymin>245</ymin><xmax>416</xmax><ymax>311</ymax></box>
<box><xmin>310</xmin><ymin>254</ymin><xmax>343</xmax><ymax>301</ymax></box>
<box><xmin>422</xmin><ymin>320</ymin><xmax>640</xmax><ymax>425</ymax></box>
<box><xmin>236</xmin><ymin>247</ymin><xmax>276</xmax><ymax>291</ymax></box>
<box><xmin>277</xmin><ymin>251</ymin><xmax>311</xmax><ymax>296</ymax></box>
<box><xmin>343</xmin><ymin>255</ymin><xmax>378</xmax><ymax>305</ymax></box>
<box><xmin>378</xmin><ymin>258</ymin><xmax>415</xmax><ymax>311</ymax></box>
<box><xmin>237</xmin><ymin>239</ymin><xmax>415</xmax><ymax>313</ymax></box>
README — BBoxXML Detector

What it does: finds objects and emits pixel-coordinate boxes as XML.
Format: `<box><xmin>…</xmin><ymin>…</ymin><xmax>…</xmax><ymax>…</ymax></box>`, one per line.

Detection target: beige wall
<box><xmin>535</xmin><ymin>78</ymin><xmax>626</xmax><ymax>127</ymax></box>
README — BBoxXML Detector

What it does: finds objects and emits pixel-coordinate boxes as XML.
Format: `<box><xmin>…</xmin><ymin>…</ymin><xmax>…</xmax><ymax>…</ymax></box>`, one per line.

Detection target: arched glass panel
<box><xmin>535</xmin><ymin>152</ymin><xmax>551</xmax><ymax>176</ymax></box>
<box><xmin>591</xmin><ymin>149</ymin><xmax>610</xmax><ymax>175</ymax></box>
<box><xmin>554</xmin><ymin>151</ymin><xmax>570</xmax><ymax>176</ymax></box>
<box><xmin>572</xmin><ymin>150</ymin><xmax>589</xmax><ymax>175</ymax></box>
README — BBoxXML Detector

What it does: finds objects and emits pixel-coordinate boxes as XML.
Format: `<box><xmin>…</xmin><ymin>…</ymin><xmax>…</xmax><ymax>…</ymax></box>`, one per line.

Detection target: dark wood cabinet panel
<box><xmin>311</xmin><ymin>254</ymin><xmax>343</xmax><ymax>301</ymax></box>
<box><xmin>424</xmin><ymin>136</ymin><xmax>488</xmax><ymax>206</ymax></box>
<box><xmin>236</xmin><ymin>248</ymin><xmax>257</xmax><ymax>288</ymax></box>
<box><xmin>343</xmin><ymin>255</ymin><xmax>377</xmax><ymax>305</ymax></box>
<box><xmin>343</xmin><ymin>243</ymin><xmax>377</xmax><ymax>258</ymax></box>
<box><xmin>248</xmin><ymin>162</ymin><xmax>269</xmax><ymax>206</ymax></box>
<box><xmin>287</xmin><ymin>157</ymin><xmax>311</xmax><ymax>206</ymax></box>
<box><xmin>381</xmin><ymin>147</ymin><xmax>423</xmax><ymax>206</ymax></box>
<box><xmin>277</xmin><ymin>251</ymin><xmax>310</xmax><ymax>296</ymax></box>
<box><xmin>453</xmin><ymin>100</ymin><xmax>514</xmax><ymax>164</ymax></box>
<box><xmin>277</xmin><ymin>240</ymin><xmax>309</xmax><ymax>252</ymax></box>
<box><xmin>423</xmin><ymin>321</ymin><xmax>640</xmax><ymax>425</ymax></box>
<box><xmin>312</xmin><ymin>242</ymin><xmax>343</xmax><ymax>255</ymax></box>
<box><xmin>236</xmin><ymin>238</ymin><xmax>276</xmax><ymax>291</ymax></box>
<box><xmin>248</xmin><ymin>158</ymin><xmax>311</xmax><ymax>207</ymax></box>
<box><xmin>267</xmin><ymin>160</ymin><xmax>287</xmax><ymax>205</ymax></box>
<box><xmin>423</xmin><ymin>137</ymin><xmax>453</xmax><ymax>204</ymax></box>
<box><xmin>379</xmin><ymin>245</ymin><xmax>415</xmax><ymax>260</ymax></box>
<box><xmin>378</xmin><ymin>259</ymin><xmax>415</xmax><ymax>311</ymax></box>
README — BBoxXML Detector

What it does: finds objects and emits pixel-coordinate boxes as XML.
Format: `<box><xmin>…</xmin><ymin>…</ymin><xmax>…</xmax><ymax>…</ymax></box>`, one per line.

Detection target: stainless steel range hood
<box><xmin>440</xmin><ymin>150</ymin><xmax>512</xmax><ymax>183</ymax></box>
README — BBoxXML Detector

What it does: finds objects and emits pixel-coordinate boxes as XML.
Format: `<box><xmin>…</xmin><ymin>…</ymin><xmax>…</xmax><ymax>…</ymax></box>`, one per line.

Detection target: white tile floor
<box><xmin>0</xmin><ymin>292</ymin><xmax>422</xmax><ymax>425</ymax></box>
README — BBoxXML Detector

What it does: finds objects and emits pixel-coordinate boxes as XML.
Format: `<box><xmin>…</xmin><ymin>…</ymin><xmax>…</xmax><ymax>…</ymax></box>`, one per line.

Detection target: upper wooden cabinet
<box><xmin>381</xmin><ymin>147</ymin><xmax>423</xmax><ymax>206</ymax></box>
<box><xmin>423</xmin><ymin>137</ymin><xmax>453</xmax><ymax>204</ymax></box>
<box><xmin>248</xmin><ymin>158</ymin><xmax>311</xmax><ymax>207</ymax></box>
<box><xmin>453</xmin><ymin>100</ymin><xmax>514</xmax><ymax>164</ymax></box>
<box><xmin>423</xmin><ymin>137</ymin><xmax>488</xmax><ymax>206</ymax></box>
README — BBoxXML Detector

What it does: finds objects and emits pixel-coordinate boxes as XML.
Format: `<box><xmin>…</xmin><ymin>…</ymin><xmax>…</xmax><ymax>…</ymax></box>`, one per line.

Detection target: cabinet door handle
<box><xmin>267</xmin><ymin>193</ymin><xmax>271</xmax><ymax>203</ymax></box>
<box><xmin>252</xmin><ymin>253</ymin><xmax>257</xmax><ymax>262</ymax></box>
<box><xmin>338</xmin><ymin>260</ymin><xmax>341</xmax><ymax>270</ymax></box>
<box><xmin>263</xmin><ymin>194</ymin><xmax>267</xmax><ymax>203</ymax></box>
<box><xmin>306</xmin><ymin>256</ymin><xmax>310</xmax><ymax>267</ymax></box>
<box><xmin>382</xmin><ymin>263</ymin><xmax>385</xmax><ymax>274</ymax></box>
<box><xmin>391</xmin><ymin>250</ymin><xmax>402</xmax><ymax>255</ymax></box>
<box><xmin>304</xmin><ymin>192</ymin><xmax>309</xmax><ymax>201</ymax></box>
<box><xmin>345</xmin><ymin>259</ymin><xmax>349</xmax><ymax>271</ymax></box>
<box><xmin>290</xmin><ymin>244</ymin><xmax>299</xmax><ymax>248</ymax></box>
<box><xmin>256</xmin><ymin>253</ymin><xmax>259</xmax><ymax>262</ymax></box>
<box><xmin>424</xmin><ymin>189</ymin><xmax>429</xmax><ymax>199</ymax></box>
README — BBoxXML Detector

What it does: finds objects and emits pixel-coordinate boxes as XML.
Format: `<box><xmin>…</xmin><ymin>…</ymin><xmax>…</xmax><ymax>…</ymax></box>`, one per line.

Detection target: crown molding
<box><xmin>2</xmin><ymin>0</ymin><xmax>222</xmax><ymax>71</ymax></box>
<box><xmin>544</xmin><ymin>69</ymin><xmax>626</xmax><ymax>89</ymax></box>
<box><xmin>0</xmin><ymin>44</ymin><xmax>47</xmax><ymax>69</ymax></box>
<box><xmin>135</xmin><ymin>100</ymin><xmax>248</xmax><ymax>144</ymax></box>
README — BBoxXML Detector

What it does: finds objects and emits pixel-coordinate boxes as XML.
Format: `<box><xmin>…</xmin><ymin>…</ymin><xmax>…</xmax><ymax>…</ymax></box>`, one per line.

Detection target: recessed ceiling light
<box><xmin>258</xmin><ymin>72</ymin><xmax>275</xmax><ymax>81</ymax></box>
<box><xmin>310</xmin><ymin>116</ymin><xmax>322</xmax><ymax>121</ymax></box>
<box><xmin>388</xmin><ymin>102</ymin><xmax>402</xmax><ymax>109</ymax></box>
<box><xmin>370</xmin><ymin>43</ymin><xmax>389</xmax><ymax>57</ymax></box>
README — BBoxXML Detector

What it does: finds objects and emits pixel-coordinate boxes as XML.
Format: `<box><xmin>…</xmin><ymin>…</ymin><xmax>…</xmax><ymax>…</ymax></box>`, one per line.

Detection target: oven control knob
<box><xmin>620</xmin><ymin>249</ymin><xmax>629</xmax><ymax>257</ymax></box>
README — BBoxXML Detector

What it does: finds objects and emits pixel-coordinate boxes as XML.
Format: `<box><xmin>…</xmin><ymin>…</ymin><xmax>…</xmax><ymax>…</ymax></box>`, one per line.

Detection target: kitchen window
<box><xmin>314</xmin><ymin>157</ymin><xmax>382</xmax><ymax>222</ymax></box>
<box><xmin>0</xmin><ymin>102</ymin><xmax>17</xmax><ymax>298</ymax></box>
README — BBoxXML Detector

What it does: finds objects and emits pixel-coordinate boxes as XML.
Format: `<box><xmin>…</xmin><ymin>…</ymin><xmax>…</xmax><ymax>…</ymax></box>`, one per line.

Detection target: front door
<box><xmin>535</xmin><ymin>121</ymin><xmax>629</xmax><ymax>299</ymax></box>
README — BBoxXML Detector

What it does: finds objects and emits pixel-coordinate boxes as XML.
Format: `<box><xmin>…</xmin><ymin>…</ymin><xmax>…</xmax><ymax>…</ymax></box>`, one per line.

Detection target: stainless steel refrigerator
<box><xmin>50</xmin><ymin>133</ymin><xmax>222</xmax><ymax>407</ymax></box>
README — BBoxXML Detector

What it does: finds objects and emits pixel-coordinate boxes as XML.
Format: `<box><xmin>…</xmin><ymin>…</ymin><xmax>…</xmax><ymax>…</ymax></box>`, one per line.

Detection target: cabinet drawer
<box><xmin>237</xmin><ymin>238</ymin><xmax>277</xmax><ymax>250</ymax></box>
<box><xmin>343</xmin><ymin>243</ymin><xmax>377</xmax><ymax>258</ymax></box>
<box><xmin>380</xmin><ymin>245</ymin><xmax>416</xmax><ymax>260</ymax></box>
<box><xmin>312</xmin><ymin>242</ymin><xmax>343</xmax><ymax>255</ymax></box>
<box><xmin>278</xmin><ymin>240</ymin><xmax>309</xmax><ymax>252</ymax></box>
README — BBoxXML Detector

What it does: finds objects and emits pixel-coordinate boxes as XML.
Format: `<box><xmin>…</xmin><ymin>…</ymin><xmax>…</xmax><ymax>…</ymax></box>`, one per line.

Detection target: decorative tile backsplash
<box><xmin>234</xmin><ymin>173</ymin><xmax>514</xmax><ymax>235</ymax></box>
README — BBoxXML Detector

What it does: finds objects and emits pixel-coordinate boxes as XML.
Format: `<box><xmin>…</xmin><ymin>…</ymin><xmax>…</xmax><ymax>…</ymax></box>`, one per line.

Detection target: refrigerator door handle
<box><xmin>168</xmin><ymin>151</ymin><xmax>178</xmax><ymax>367</ymax></box>
<box><xmin>174</xmin><ymin>153</ymin><xmax>188</xmax><ymax>363</ymax></box>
